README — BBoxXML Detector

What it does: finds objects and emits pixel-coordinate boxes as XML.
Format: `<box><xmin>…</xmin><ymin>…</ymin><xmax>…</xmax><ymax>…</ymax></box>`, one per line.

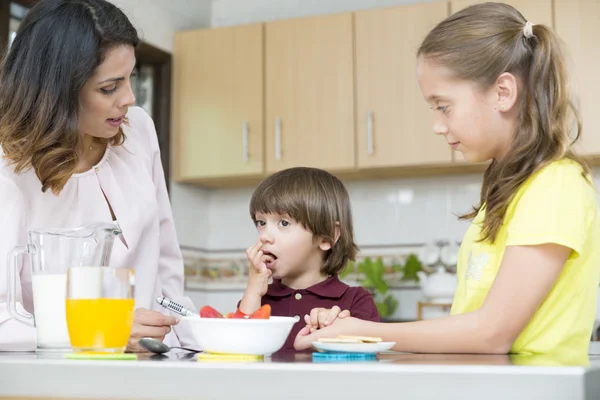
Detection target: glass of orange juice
<box><xmin>66</xmin><ymin>267</ymin><xmax>135</xmax><ymax>353</ymax></box>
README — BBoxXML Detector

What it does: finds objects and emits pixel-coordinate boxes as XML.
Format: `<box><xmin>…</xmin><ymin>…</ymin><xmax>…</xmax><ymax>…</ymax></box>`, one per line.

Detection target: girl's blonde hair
<box><xmin>418</xmin><ymin>2</ymin><xmax>589</xmax><ymax>243</ymax></box>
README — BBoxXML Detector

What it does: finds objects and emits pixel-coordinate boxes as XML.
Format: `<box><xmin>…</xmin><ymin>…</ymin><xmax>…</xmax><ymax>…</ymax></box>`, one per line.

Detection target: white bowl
<box><xmin>182</xmin><ymin>316</ymin><xmax>297</xmax><ymax>356</ymax></box>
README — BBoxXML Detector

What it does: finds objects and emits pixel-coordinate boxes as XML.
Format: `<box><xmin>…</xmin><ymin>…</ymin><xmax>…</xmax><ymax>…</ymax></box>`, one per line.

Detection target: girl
<box><xmin>294</xmin><ymin>2</ymin><xmax>600</xmax><ymax>356</ymax></box>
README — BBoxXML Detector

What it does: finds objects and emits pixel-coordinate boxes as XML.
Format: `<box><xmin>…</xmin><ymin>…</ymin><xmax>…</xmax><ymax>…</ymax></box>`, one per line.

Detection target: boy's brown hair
<box><xmin>250</xmin><ymin>167</ymin><xmax>358</xmax><ymax>275</ymax></box>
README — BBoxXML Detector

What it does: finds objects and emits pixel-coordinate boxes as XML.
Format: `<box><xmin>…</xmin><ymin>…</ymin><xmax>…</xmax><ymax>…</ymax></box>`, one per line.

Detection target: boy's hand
<box><xmin>304</xmin><ymin>306</ymin><xmax>351</xmax><ymax>332</ymax></box>
<box><xmin>245</xmin><ymin>240</ymin><xmax>272</xmax><ymax>297</ymax></box>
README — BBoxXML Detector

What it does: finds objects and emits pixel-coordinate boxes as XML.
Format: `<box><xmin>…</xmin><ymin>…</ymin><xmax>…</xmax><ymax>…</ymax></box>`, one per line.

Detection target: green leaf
<box><xmin>373</xmin><ymin>257</ymin><xmax>385</xmax><ymax>276</ymax></box>
<box><xmin>362</xmin><ymin>277</ymin><xmax>375</xmax><ymax>288</ymax></box>
<box><xmin>376</xmin><ymin>301</ymin><xmax>388</xmax><ymax>317</ymax></box>
<box><xmin>372</xmin><ymin>275</ymin><xmax>388</xmax><ymax>295</ymax></box>
<box><xmin>338</xmin><ymin>261</ymin><xmax>354</xmax><ymax>279</ymax></box>
<box><xmin>372</xmin><ymin>258</ymin><xmax>388</xmax><ymax>294</ymax></box>
<box><xmin>403</xmin><ymin>253</ymin><xmax>423</xmax><ymax>282</ymax></box>
<box><xmin>391</xmin><ymin>263</ymin><xmax>404</xmax><ymax>273</ymax></box>
<box><xmin>383</xmin><ymin>294</ymin><xmax>399</xmax><ymax>317</ymax></box>
<box><xmin>356</xmin><ymin>257</ymin><xmax>372</xmax><ymax>275</ymax></box>
<box><xmin>357</xmin><ymin>258</ymin><xmax>375</xmax><ymax>284</ymax></box>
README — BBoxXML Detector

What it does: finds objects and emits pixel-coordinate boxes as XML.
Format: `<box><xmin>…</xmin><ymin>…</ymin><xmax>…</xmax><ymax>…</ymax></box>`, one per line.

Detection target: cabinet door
<box><xmin>555</xmin><ymin>0</ymin><xmax>600</xmax><ymax>156</ymax></box>
<box><xmin>450</xmin><ymin>0</ymin><xmax>552</xmax><ymax>163</ymax></box>
<box><xmin>265</xmin><ymin>13</ymin><xmax>355</xmax><ymax>173</ymax></box>
<box><xmin>172</xmin><ymin>24</ymin><xmax>264</xmax><ymax>182</ymax></box>
<box><xmin>355</xmin><ymin>1</ymin><xmax>451</xmax><ymax>168</ymax></box>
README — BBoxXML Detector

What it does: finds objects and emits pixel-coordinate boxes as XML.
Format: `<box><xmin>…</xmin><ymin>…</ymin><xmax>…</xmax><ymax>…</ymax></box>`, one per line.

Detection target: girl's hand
<box><xmin>304</xmin><ymin>306</ymin><xmax>351</xmax><ymax>332</ymax></box>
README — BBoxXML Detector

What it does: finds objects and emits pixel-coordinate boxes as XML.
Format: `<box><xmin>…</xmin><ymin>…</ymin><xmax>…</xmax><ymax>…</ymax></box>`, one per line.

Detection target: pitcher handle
<box><xmin>7</xmin><ymin>245</ymin><xmax>34</xmax><ymax>326</ymax></box>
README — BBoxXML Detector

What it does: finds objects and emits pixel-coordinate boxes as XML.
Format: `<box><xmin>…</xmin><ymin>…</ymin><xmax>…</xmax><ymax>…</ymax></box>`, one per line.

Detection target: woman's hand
<box><xmin>126</xmin><ymin>308</ymin><xmax>179</xmax><ymax>353</ymax></box>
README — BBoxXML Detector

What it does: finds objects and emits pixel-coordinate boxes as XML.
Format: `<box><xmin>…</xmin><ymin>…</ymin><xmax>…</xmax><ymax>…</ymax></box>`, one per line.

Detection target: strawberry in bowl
<box><xmin>184</xmin><ymin>304</ymin><xmax>296</xmax><ymax>356</ymax></box>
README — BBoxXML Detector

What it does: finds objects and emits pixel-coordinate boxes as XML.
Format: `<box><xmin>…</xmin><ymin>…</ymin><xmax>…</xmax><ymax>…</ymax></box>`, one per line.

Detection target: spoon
<box><xmin>139</xmin><ymin>337</ymin><xmax>202</xmax><ymax>354</ymax></box>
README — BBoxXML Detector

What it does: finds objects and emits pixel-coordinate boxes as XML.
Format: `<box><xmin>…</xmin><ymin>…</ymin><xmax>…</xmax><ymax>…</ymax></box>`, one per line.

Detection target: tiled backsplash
<box><xmin>171</xmin><ymin>167</ymin><xmax>600</xmax><ymax>252</ymax></box>
<box><xmin>181</xmin><ymin>245</ymin><xmax>424</xmax><ymax>289</ymax></box>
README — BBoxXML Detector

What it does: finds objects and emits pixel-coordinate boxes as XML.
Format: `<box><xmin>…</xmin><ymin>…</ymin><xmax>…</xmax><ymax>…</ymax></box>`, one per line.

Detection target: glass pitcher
<box><xmin>7</xmin><ymin>223</ymin><xmax>122</xmax><ymax>352</ymax></box>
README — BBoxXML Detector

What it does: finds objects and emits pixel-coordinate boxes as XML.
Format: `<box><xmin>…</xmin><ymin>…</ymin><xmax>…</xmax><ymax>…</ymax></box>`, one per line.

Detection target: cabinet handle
<box><xmin>242</xmin><ymin>121</ymin><xmax>249</xmax><ymax>162</ymax></box>
<box><xmin>367</xmin><ymin>110</ymin><xmax>374</xmax><ymax>156</ymax></box>
<box><xmin>275</xmin><ymin>117</ymin><xmax>282</xmax><ymax>160</ymax></box>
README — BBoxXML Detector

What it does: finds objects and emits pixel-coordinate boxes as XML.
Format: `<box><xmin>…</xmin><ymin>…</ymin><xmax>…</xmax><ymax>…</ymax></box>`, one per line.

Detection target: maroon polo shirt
<box><xmin>251</xmin><ymin>275</ymin><xmax>381</xmax><ymax>353</ymax></box>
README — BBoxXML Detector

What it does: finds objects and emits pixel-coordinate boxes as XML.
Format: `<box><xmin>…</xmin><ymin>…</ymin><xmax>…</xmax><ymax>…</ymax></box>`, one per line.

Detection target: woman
<box><xmin>0</xmin><ymin>0</ymin><xmax>194</xmax><ymax>352</ymax></box>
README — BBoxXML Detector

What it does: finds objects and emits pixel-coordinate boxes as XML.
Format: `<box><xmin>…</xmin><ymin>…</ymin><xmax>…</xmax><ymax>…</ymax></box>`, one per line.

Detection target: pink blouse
<box><xmin>0</xmin><ymin>107</ymin><xmax>195</xmax><ymax>351</ymax></box>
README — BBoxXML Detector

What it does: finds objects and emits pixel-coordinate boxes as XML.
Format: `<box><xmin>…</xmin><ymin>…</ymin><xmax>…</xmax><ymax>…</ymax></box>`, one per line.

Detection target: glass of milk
<box><xmin>7</xmin><ymin>223</ymin><xmax>122</xmax><ymax>352</ymax></box>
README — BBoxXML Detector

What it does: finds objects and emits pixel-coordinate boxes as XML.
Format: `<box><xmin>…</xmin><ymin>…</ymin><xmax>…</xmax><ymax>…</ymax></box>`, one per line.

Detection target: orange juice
<box><xmin>66</xmin><ymin>298</ymin><xmax>134</xmax><ymax>352</ymax></box>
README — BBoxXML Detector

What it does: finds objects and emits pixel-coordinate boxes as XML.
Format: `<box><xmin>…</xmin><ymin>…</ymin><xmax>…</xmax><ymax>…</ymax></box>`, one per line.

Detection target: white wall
<box><xmin>114</xmin><ymin>0</ymin><xmax>436</xmax><ymax>50</ymax></box>
<box><xmin>172</xmin><ymin>166</ymin><xmax>600</xmax><ymax>252</ymax></box>
<box><xmin>175</xmin><ymin>173</ymin><xmax>481</xmax><ymax>251</ymax></box>
<box><xmin>170</xmin><ymin>182</ymin><xmax>211</xmax><ymax>248</ymax></box>
<box><xmin>108</xmin><ymin>0</ymin><xmax>214</xmax><ymax>249</ymax></box>
<box><xmin>111</xmin><ymin>0</ymin><xmax>211</xmax><ymax>52</ymax></box>
<box><xmin>211</xmin><ymin>0</ymin><xmax>438</xmax><ymax>27</ymax></box>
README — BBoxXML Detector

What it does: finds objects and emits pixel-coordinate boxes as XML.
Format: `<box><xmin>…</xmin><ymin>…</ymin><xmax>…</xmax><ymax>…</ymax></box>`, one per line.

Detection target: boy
<box><xmin>239</xmin><ymin>167</ymin><xmax>380</xmax><ymax>352</ymax></box>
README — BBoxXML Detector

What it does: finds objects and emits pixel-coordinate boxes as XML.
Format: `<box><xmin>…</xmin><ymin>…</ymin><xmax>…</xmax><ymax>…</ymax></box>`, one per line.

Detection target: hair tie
<box><xmin>523</xmin><ymin>21</ymin><xmax>534</xmax><ymax>39</ymax></box>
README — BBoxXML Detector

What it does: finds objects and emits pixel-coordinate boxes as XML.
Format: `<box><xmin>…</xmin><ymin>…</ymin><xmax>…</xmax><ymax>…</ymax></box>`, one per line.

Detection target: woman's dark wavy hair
<box><xmin>0</xmin><ymin>0</ymin><xmax>139</xmax><ymax>194</ymax></box>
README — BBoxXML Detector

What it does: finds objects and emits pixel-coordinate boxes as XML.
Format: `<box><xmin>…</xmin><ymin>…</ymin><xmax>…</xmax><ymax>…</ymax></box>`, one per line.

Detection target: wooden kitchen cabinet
<box><xmin>555</xmin><ymin>0</ymin><xmax>600</xmax><ymax>157</ymax></box>
<box><xmin>265</xmin><ymin>13</ymin><xmax>355</xmax><ymax>174</ymax></box>
<box><xmin>355</xmin><ymin>1</ymin><xmax>451</xmax><ymax>169</ymax></box>
<box><xmin>170</xmin><ymin>0</ymin><xmax>600</xmax><ymax>188</ymax></box>
<box><xmin>172</xmin><ymin>24</ymin><xmax>264</xmax><ymax>182</ymax></box>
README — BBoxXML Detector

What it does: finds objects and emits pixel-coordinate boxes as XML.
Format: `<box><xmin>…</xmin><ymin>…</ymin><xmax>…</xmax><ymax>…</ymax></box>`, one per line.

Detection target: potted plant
<box><xmin>340</xmin><ymin>256</ymin><xmax>399</xmax><ymax>319</ymax></box>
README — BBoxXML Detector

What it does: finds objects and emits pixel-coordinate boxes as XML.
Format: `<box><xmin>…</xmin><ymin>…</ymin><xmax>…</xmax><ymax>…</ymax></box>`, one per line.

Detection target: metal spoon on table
<box><xmin>139</xmin><ymin>337</ymin><xmax>202</xmax><ymax>354</ymax></box>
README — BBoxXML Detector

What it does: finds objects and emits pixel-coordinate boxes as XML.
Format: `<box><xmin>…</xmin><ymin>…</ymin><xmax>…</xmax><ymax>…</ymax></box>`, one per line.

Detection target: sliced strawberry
<box><xmin>200</xmin><ymin>305</ymin><xmax>224</xmax><ymax>318</ymax></box>
<box><xmin>231</xmin><ymin>309</ymin><xmax>248</xmax><ymax>319</ymax></box>
<box><xmin>224</xmin><ymin>312</ymin><xmax>234</xmax><ymax>318</ymax></box>
<box><xmin>250</xmin><ymin>304</ymin><xmax>271</xmax><ymax>319</ymax></box>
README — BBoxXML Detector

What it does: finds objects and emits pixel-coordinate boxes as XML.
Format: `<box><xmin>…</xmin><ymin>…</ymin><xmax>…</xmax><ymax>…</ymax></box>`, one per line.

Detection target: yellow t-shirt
<box><xmin>451</xmin><ymin>159</ymin><xmax>600</xmax><ymax>355</ymax></box>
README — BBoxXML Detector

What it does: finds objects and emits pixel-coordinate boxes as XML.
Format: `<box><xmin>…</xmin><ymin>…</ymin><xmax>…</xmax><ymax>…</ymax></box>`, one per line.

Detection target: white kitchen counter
<box><xmin>1</xmin><ymin>350</ymin><xmax>599</xmax><ymax>400</ymax></box>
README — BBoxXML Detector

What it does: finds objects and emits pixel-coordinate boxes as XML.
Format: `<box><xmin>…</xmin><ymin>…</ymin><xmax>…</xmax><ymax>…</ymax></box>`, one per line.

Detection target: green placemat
<box><xmin>65</xmin><ymin>352</ymin><xmax>137</xmax><ymax>360</ymax></box>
